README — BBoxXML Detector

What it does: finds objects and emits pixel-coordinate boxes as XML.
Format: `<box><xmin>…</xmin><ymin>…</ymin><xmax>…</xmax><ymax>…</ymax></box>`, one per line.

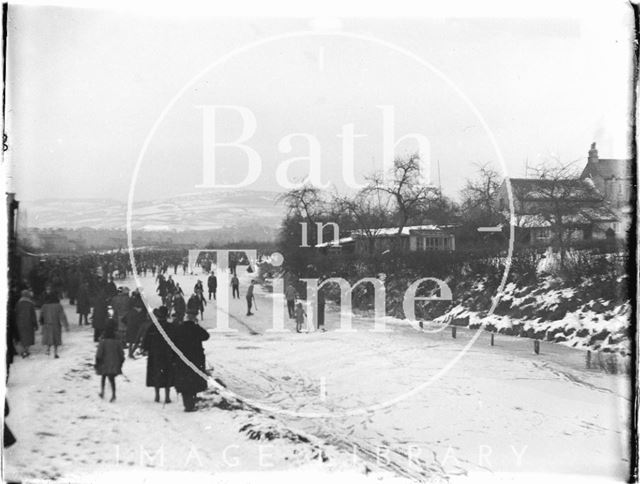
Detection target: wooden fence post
<box><xmin>490</xmin><ymin>333</ymin><xmax>494</xmax><ymax>346</ymax></box>
<box><xmin>534</xmin><ymin>340</ymin><xmax>540</xmax><ymax>355</ymax></box>
<box><xmin>452</xmin><ymin>326</ymin><xmax>457</xmax><ymax>339</ymax></box>
<box><xmin>586</xmin><ymin>350</ymin><xmax>591</xmax><ymax>369</ymax></box>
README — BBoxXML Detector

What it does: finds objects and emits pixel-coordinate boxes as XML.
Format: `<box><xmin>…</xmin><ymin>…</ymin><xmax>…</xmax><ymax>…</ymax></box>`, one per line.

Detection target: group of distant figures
<box><xmin>7</xmin><ymin>249</ymin><xmax>330</xmax><ymax>422</ymax></box>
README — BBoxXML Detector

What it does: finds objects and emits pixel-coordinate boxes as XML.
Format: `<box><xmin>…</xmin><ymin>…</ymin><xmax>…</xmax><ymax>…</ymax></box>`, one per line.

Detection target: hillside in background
<box><xmin>17</xmin><ymin>190</ymin><xmax>286</xmax><ymax>250</ymax></box>
<box><xmin>19</xmin><ymin>189</ymin><xmax>285</xmax><ymax>232</ymax></box>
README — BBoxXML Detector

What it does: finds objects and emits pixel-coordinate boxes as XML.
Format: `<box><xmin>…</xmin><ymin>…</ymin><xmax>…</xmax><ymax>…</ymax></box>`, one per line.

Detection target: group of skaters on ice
<box><xmin>11</xmin><ymin>279</ymin><xmax>212</xmax><ymax>411</ymax></box>
<box><xmin>10</xmin><ymin>254</ymin><xmax>324</xmax><ymax>413</ymax></box>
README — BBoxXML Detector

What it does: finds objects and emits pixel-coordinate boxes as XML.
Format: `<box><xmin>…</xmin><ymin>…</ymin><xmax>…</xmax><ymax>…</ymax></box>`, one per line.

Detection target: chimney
<box><xmin>588</xmin><ymin>142</ymin><xmax>599</xmax><ymax>163</ymax></box>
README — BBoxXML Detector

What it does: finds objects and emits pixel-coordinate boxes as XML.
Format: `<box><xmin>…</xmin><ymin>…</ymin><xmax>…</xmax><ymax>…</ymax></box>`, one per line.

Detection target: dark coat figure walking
<box><xmin>15</xmin><ymin>290</ymin><xmax>38</xmax><ymax>357</ymax></box>
<box><xmin>92</xmin><ymin>290</ymin><xmax>109</xmax><ymax>343</ymax></box>
<box><xmin>231</xmin><ymin>275</ymin><xmax>240</xmax><ymax>299</ymax></box>
<box><xmin>207</xmin><ymin>274</ymin><xmax>217</xmax><ymax>300</ymax></box>
<box><xmin>317</xmin><ymin>289</ymin><xmax>326</xmax><ymax>330</ymax></box>
<box><xmin>172</xmin><ymin>311</ymin><xmax>210</xmax><ymax>412</ymax></box>
<box><xmin>172</xmin><ymin>294</ymin><xmax>186</xmax><ymax>323</ymax></box>
<box><xmin>76</xmin><ymin>281</ymin><xmax>91</xmax><ymax>325</ymax></box>
<box><xmin>187</xmin><ymin>294</ymin><xmax>204</xmax><ymax>315</ymax></box>
<box><xmin>143</xmin><ymin>307</ymin><xmax>175</xmax><ymax>403</ymax></box>
<box><xmin>246</xmin><ymin>280</ymin><xmax>256</xmax><ymax>316</ymax></box>
<box><xmin>111</xmin><ymin>289</ymin><xmax>131</xmax><ymax>340</ymax></box>
<box><xmin>105</xmin><ymin>276</ymin><xmax>118</xmax><ymax>299</ymax></box>
<box><xmin>124</xmin><ymin>305</ymin><xmax>148</xmax><ymax>357</ymax></box>
<box><xmin>95</xmin><ymin>322</ymin><xmax>124</xmax><ymax>402</ymax></box>
<box><xmin>285</xmin><ymin>284</ymin><xmax>296</xmax><ymax>319</ymax></box>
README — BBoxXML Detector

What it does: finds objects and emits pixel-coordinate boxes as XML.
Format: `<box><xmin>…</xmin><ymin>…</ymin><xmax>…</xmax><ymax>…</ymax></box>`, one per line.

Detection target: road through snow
<box><xmin>4</xmin><ymin>265</ymin><xmax>631</xmax><ymax>482</ymax></box>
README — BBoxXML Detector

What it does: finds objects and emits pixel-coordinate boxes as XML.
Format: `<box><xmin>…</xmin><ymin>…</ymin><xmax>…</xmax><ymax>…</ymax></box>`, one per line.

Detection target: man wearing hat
<box><xmin>172</xmin><ymin>309</ymin><xmax>210</xmax><ymax>412</ymax></box>
<box><xmin>245</xmin><ymin>280</ymin><xmax>256</xmax><ymax>316</ymax></box>
<box><xmin>142</xmin><ymin>306</ymin><xmax>175</xmax><ymax>404</ymax></box>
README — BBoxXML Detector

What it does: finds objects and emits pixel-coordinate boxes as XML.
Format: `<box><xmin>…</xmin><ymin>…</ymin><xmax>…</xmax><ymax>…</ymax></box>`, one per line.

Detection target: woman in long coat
<box><xmin>125</xmin><ymin>303</ymin><xmax>148</xmax><ymax>358</ymax></box>
<box><xmin>92</xmin><ymin>289</ymin><xmax>109</xmax><ymax>343</ymax></box>
<box><xmin>95</xmin><ymin>321</ymin><xmax>124</xmax><ymax>402</ymax></box>
<box><xmin>76</xmin><ymin>281</ymin><xmax>91</xmax><ymax>326</ymax></box>
<box><xmin>143</xmin><ymin>306</ymin><xmax>175</xmax><ymax>404</ymax></box>
<box><xmin>40</xmin><ymin>291</ymin><xmax>69</xmax><ymax>358</ymax></box>
<box><xmin>15</xmin><ymin>290</ymin><xmax>38</xmax><ymax>357</ymax></box>
<box><xmin>172</xmin><ymin>310</ymin><xmax>210</xmax><ymax>412</ymax></box>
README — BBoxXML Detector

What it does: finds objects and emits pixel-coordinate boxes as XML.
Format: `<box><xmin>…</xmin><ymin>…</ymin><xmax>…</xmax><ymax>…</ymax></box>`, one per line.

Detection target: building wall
<box><xmin>409</xmin><ymin>233</ymin><xmax>455</xmax><ymax>251</ymax></box>
<box><xmin>353</xmin><ymin>233</ymin><xmax>455</xmax><ymax>254</ymax></box>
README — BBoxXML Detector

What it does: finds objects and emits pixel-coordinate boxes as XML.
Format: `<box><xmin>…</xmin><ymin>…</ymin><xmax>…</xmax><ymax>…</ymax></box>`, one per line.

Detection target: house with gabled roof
<box><xmin>495</xmin><ymin>161</ymin><xmax>619</xmax><ymax>245</ymax></box>
<box><xmin>580</xmin><ymin>142</ymin><xmax>633</xmax><ymax>237</ymax></box>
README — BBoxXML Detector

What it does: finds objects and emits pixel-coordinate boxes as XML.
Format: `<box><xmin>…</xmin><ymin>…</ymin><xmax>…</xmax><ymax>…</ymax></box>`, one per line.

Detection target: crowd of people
<box><xmin>7</xmin><ymin>249</ymin><xmax>213</xmax><ymax>412</ymax></box>
<box><xmin>7</xmin><ymin>248</ymin><xmax>325</xmax><ymax>417</ymax></box>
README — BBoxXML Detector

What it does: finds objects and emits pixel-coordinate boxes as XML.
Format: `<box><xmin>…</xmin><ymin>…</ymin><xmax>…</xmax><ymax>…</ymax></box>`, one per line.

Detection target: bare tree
<box><xmin>333</xmin><ymin>190</ymin><xmax>391</xmax><ymax>254</ymax></box>
<box><xmin>365</xmin><ymin>153</ymin><xmax>439</xmax><ymax>237</ymax></box>
<box><xmin>277</xmin><ymin>184</ymin><xmax>324</xmax><ymax>225</ymax></box>
<box><xmin>523</xmin><ymin>162</ymin><xmax>608</xmax><ymax>267</ymax></box>
<box><xmin>460</xmin><ymin>163</ymin><xmax>502</xmax><ymax>219</ymax></box>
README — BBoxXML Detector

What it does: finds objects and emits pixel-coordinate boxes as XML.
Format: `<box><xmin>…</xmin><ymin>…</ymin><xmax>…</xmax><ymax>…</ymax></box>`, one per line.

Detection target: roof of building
<box><xmin>580</xmin><ymin>142</ymin><xmax>632</xmax><ymax>180</ymax></box>
<box><xmin>315</xmin><ymin>236</ymin><xmax>354</xmax><ymax>248</ymax></box>
<box><xmin>316</xmin><ymin>225</ymin><xmax>452</xmax><ymax>247</ymax></box>
<box><xmin>516</xmin><ymin>204</ymin><xmax>618</xmax><ymax>227</ymax></box>
<box><xmin>502</xmin><ymin>178</ymin><xmax>604</xmax><ymax>202</ymax></box>
<box><xmin>581</xmin><ymin>158</ymin><xmax>632</xmax><ymax>180</ymax></box>
<box><xmin>352</xmin><ymin>224</ymin><xmax>449</xmax><ymax>238</ymax></box>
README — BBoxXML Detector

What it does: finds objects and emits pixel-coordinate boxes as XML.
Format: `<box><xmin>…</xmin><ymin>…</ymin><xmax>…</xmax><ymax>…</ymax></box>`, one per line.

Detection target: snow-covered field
<box><xmin>4</xmin><ymin>266</ymin><xmax>632</xmax><ymax>482</ymax></box>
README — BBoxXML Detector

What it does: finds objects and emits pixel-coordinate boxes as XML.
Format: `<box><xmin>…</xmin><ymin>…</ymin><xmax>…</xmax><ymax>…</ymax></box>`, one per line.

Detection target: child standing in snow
<box><xmin>95</xmin><ymin>321</ymin><xmax>125</xmax><ymax>402</ymax></box>
<box><xmin>295</xmin><ymin>302</ymin><xmax>306</xmax><ymax>333</ymax></box>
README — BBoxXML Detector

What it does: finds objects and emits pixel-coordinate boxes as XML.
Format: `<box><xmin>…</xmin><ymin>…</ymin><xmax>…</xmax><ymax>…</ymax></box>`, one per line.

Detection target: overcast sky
<box><xmin>6</xmin><ymin>1</ymin><xmax>634</xmax><ymax>203</ymax></box>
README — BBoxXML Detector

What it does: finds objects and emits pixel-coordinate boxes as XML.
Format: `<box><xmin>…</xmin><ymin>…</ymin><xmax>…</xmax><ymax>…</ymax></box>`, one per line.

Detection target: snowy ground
<box><xmin>4</xmin><ymin>265</ymin><xmax>632</xmax><ymax>482</ymax></box>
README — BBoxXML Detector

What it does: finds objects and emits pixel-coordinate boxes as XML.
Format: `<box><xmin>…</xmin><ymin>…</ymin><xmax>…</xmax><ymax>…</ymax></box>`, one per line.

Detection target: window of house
<box><xmin>424</xmin><ymin>237</ymin><xmax>442</xmax><ymax>250</ymax></box>
<box><xmin>536</xmin><ymin>228</ymin><xmax>550</xmax><ymax>240</ymax></box>
<box><xmin>416</xmin><ymin>236</ymin><xmax>425</xmax><ymax>250</ymax></box>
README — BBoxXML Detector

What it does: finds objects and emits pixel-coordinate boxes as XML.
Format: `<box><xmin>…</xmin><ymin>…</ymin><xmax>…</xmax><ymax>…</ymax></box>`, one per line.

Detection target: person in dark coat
<box><xmin>67</xmin><ymin>270</ymin><xmax>80</xmax><ymax>305</ymax></box>
<box><xmin>105</xmin><ymin>275</ymin><xmax>118</xmax><ymax>300</ymax></box>
<box><xmin>172</xmin><ymin>310</ymin><xmax>210</xmax><ymax>412</ymax></box>
<box><xmin>111</xmin><ymin>288</ymin><xmax>131</xmax><ymax>341</ymax></box>
<box><xmin>317</xmin><ymin>287</ymin><xmax>326</xmax><ymax>331</ymax></box>
<box><xmin>76</xmin><ymin>281</ymin><xmax>91</xmax><ymax>326</ymax></box>
<box><xmin>285</xmin><ymin>284</ymin><xmax>297</xmax><ymax>319</ymax></box>
<box><xmin>172</xmin><ymin>293</ymin><xmax>186</xmax><ymax>323</ymax></box>
<box><xmin>92</xmin><ymin>289</ymin><xmax>109</xmax><ymax>343</ymax></box>
<box><xmin>15</xmin><ymin>290</ymin><xmax>38</xmax><ymax>357</ymax></box>
<box><xmin>143</xmin><ymin>306</ymin><xmax>175</xmax><ymax>404</ymax></box>
<box><xmin>124</xmin><ymin>304</ymin><xmax>148</xmax><ymax>358</ymax></box>
<box><xmin>186</xmin><ymin>294</ymin><xmax>200</xmax><ymax>317</ymax></box>
<box><xmin>207</xmin><ymin>273</ymin><xmax>217</xmax><ymax>300</ymax></box>
<box><xmin>7</xmin><ymin>285</ymin><xmax>20</xmax><ymax>373</ymax></box>
<box><xmin>231</xmin><ymin>275</ymin><xmax>240</xmax><ymax>299</ymax></box>
<box><xmin>95</xmin><ymin>321</ymin><xmax>124</xmax><ymax>402</ymax></box>
<box><xmin>246</xmin><ymin>280</ymin><xmax>256</xmax><ymax>316</ymax></box>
